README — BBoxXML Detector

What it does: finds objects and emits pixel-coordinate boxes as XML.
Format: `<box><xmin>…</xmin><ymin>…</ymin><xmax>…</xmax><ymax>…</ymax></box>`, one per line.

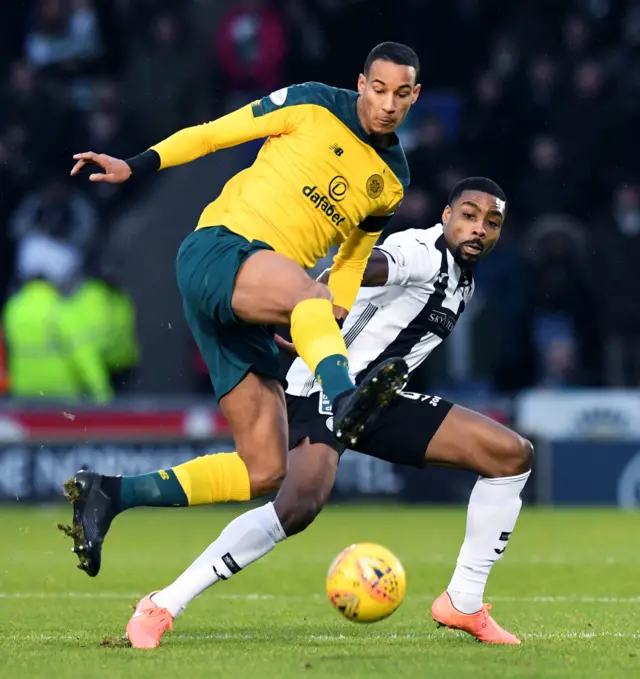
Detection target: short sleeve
<box><xmin>374</xmin><ymin>229</ymin><xmax>438</xmax><ymax>287</ymax></box>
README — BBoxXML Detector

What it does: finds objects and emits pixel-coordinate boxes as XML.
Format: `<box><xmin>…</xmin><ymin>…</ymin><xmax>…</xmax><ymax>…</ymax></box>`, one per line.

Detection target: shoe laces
<box><xmin>478</xmin><ymin>603</ymin><xmax>493</xmax><ymax>629</ymax></box>
<box><xmin>146</xmin><ymin>605</ymin><xmax>174</xmax><ymax>632</ymax></box>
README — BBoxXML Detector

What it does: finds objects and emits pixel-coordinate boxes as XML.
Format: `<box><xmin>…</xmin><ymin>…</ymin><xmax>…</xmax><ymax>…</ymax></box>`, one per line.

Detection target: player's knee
<box><xmin>489</xmin><ymin>434</ymin><xmax>534</xmax><ymax>478</ymax></box>
<box><xmin>294</xmin><ymin>279</ymin><xmax>333</xmax><ymax>307</ymax></box>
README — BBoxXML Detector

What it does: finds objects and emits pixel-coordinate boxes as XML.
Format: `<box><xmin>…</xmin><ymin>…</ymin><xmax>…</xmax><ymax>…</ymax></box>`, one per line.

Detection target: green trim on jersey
<box><xmin>252</xmin><ymin>82</ymin><xmax>410</xmax><ymax>191</ymax></box>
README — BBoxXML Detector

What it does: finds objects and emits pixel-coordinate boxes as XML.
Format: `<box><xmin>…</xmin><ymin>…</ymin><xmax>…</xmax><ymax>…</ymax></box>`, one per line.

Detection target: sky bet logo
<box><xmin>302</xmin><ymin>176</ymin><xmax>348</xmax><ymax>226</ymax></box>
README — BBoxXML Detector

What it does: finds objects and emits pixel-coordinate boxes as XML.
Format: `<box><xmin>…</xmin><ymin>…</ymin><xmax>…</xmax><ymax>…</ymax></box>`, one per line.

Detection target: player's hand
<box><xmin>70</xmin><ymin>152</ymin><xmax>132</xmax><ymax>183</ymax></box>
<box><xmin>274</xmin><ymin>334</ymin><xmax>298</xmax><ymax>357</ymax></box>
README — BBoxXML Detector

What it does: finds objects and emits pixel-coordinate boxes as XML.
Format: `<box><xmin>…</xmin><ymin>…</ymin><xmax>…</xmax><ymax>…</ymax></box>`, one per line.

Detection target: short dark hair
<box><xmin>448</xmin><ymin>177</ymin><xmax>507</xmax><ymax>212</ymax></box>
<box><xmin>364</xmin><ymin>42</ymin><xmax>420</xmax><ymax>81</ymax></box>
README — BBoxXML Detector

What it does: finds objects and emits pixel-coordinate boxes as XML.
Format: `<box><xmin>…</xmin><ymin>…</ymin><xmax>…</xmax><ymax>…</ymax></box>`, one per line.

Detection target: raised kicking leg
<box><xmin>125</xmin><ymin>440</ymin><xmax>339</xmax><ymax>648</ymax></box>
<box><xmin>229</xmin><ymin>250</ymin><xmax>408</xmax><ymax>444</ymax></box>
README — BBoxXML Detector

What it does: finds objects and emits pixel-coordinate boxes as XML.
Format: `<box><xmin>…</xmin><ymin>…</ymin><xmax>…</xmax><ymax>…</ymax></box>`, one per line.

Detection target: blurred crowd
<box><xmin>1</xmin><ymin>0</ymin><xmax>639</xmax><ymax>401</ymax></box>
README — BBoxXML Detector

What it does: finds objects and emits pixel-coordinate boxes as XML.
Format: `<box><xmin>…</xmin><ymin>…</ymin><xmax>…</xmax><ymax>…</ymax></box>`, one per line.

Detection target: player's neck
<box><xmin>356</xmin><ymin>97</ymin><xmax>396</xmax><ymax>149</ymax></box>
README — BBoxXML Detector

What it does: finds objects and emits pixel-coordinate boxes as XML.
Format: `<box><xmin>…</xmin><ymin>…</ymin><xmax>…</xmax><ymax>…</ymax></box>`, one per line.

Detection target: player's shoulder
<box><xmin>252</xmin><ymin>82</ymin><xmax>409</xmax><ymax>187</ymax></box>
<box><xmin>252</xmin><ymin>82</ymin><xmax>346</xmax><ymax>118</ymax></box>
<box><xmin>381</xmin><ymin>144</ymin><xmax>410</xmax><ymax>191</ymax></box>
<box><xmin>383</xmin><ymin>224</ymin><xmax>444</xmax><ymax>249</ymax></box>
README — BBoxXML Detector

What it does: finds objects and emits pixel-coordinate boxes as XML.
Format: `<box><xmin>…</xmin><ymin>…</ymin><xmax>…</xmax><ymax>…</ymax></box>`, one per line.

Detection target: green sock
<box><xmin>118</xmin><ymin>469</ymin><xmax>188</xmax><ymax>510</ymax></box>
<box><xmin>315</xmin><ymin>354</ymin><xmax>354</xmax><ymax>405</ymax></box>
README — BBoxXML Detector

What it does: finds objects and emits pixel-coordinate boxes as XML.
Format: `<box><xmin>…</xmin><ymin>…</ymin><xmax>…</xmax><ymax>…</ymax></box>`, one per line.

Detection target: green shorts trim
<box><xmin>176</xmin><ymin>226</ymin><xmax>283</xmax><ymax>400</ymax></box>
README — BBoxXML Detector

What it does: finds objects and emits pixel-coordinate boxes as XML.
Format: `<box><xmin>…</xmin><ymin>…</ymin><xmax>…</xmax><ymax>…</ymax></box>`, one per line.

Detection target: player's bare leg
<box><xmin>231</xmin><ymin>250</ymin><xmax>408</xmax><ymax>445</ymax></box>
<box><xmin>124</xmin><ymin>373</ymin><xmax>290</xmax><ymax>648</ymax></box>
<box><xmin>426</xmin><ymin>406</ymin><xmax>532</xmax><ymax>644</ymax></box>
<box><xmin>272</xmin><ymin>441</ymin><xmax>338</xmax><ymax>536</ymax></box>
<box><xmin>124</xmin><ymin>440</ymin><xmax>337</xmax><ymax>649</ymax></box>
<box><xmin>59</xmin><ymin>372</ymin><xmax>289</xmax><ymax>579</ymax></box>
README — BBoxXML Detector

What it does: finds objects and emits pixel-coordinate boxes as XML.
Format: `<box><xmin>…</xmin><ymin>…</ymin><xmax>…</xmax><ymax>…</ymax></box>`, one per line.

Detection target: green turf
<box><xmin>1</xmin><ymin>504</ymin><xmax>639</xmax><ymax>679</ymax></box>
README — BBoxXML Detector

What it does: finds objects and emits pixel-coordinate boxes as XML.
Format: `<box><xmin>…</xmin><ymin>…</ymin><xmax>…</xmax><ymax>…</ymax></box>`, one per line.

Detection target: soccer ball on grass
<box><xmin>326</xmin><ymin>542</ymin><xmax>406</xmax><ymax>622</ymax></box>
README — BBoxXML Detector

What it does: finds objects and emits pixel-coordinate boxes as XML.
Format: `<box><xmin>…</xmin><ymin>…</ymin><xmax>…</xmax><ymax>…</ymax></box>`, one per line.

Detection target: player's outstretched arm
<box><xmin>70</xmin><ymin>85</ymin><xmax>313</xmax><ymax>182</ymax></box>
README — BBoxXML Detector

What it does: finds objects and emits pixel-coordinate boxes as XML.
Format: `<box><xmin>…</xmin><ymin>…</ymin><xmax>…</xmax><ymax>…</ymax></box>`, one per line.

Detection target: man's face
<box><xmin>442</xmin><ymin>190</ymin><xmax>506</xmax><ymax>267</ymax></box>
<box><xmin>357</xmin><ymin>59</ymin><xmax>420</xmax><ymax>135</ymax></box>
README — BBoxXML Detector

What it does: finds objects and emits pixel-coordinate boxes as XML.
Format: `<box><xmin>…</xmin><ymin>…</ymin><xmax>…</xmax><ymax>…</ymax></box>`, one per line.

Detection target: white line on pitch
<box><xmin>1</xmin><ymin>592</ymin><xmax>640</xmax><ymax>604</ymax></box>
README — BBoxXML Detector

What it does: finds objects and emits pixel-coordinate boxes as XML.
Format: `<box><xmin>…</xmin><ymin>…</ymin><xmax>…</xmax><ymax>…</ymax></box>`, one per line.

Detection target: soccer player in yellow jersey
<box><xmin>61</xmin><ymin>42</ymin><xmax>420</xmax><ymax>578</ymax></box>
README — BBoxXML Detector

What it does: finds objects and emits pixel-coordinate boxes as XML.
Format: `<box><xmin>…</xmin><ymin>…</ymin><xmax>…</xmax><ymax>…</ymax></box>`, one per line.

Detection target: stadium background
<box><xmin>1</xmin><ymin>0</ymin><xmax>640</xmax><ymax>508</ymax></box>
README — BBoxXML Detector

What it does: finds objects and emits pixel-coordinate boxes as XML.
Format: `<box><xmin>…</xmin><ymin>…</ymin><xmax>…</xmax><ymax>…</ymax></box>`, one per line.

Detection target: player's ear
<box><xmin>442</xmin><ymin>205</ymin><xmax>451</xmax><ymax>225</ymax></box>
<box><xmin>357</xmin><ymin>73</ymin><xmax>366</xmax><ymax>95</ymax></box>
<box><xmin>411</xmin><ymin>83</ymin><xmax>421</xmax><ymax>104</ymax></box>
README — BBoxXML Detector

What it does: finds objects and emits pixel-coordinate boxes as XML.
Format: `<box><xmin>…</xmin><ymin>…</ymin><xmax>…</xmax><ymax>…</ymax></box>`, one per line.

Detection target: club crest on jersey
<box><xmin>366</xmin><ymin>174</ymin><xmax>384</xmax><ymax>199</ymax></box>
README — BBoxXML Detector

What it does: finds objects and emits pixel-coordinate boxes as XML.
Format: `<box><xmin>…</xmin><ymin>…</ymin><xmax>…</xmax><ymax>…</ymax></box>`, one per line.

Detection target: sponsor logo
<box><xmin>494</xmin><ymin>530</ymin><xmax>512</xmax><ymax>555</ymax></box>
<box><xmin>221</xmin><ymin>552</ymin><xmax>242</xmax><ymax>574</ymax></box>
<box><xmin>319</xmin><ymin>392</ymin><xmax>333</xmax><ymax>415</ymax></box>
<box><xmin>328</xmin><ymin>175</ymin><xmax>349</xmax><ymax>202</ymax></box>
<box><xmin>302</xmin><ymin>179</ymin><xmax>347</xmax><ymax>226</ymax></box>
<box><xmin>428</xmin><ymin>310</ymin><xmax>456</xmax><ymax>334</ymax></box>
<box><xmin>366</xmin><ymin>174</ymin><xmax>384</xmax><ymax>199</ymax></box>
<box><xmin>330</xmin><ymin>143</ymin><xmax>344</xmax><ymax>157</ymax></box>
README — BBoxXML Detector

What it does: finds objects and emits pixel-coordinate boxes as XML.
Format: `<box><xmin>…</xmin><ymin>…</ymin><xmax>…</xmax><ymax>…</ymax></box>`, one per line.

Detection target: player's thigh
<box><xmin>352</xmin><ymin>391</ymin><xmax>454</xmax><ymax>468</ymax></box>
<box><xmin>183</xmin><ymin>298</ymin><xmax>282</xmax><ymax>402</ymax></box>
<box><xmin>232</xmin><ymin>249</ymin><xmax>331</xmax><ymax>326</ymax></box>
<box><xmin>427</xmin><ymin>405</ymin><xmax>533</xmax><ymax>478</ymax></box>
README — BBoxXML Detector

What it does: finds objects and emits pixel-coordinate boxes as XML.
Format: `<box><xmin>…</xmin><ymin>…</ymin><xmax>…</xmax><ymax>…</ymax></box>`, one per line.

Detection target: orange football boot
<box><xmin>125</xmin><ymin>592</ymin><xmax>174</xmax><ymax>649</ymax></box>
<box><xmin>431</xmin><ymin>591</ymin><xmax>520</xmax><ymax>645</ymax></box>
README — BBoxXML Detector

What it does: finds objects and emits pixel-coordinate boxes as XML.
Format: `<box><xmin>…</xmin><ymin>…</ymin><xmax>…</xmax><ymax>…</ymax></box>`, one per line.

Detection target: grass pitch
<box><xmin>1</xmin><ymin>504</ymin><xmax>639</xmax><ymax>678</ymax></box>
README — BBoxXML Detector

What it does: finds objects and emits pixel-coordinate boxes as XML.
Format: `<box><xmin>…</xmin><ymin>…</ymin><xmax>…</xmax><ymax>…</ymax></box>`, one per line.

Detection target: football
<box><xmin>326</xmin><ymin>542</ymin><xmax>406</xmax><ymax>622</ymax></box>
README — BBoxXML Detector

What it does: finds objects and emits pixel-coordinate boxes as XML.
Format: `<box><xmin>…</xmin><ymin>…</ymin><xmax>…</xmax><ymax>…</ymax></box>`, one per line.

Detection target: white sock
<box><xmin>152</xmin><ymin>502</ymin><xmax>286</xmax><ymax>617</ymax></box>
<box><xmin>447</xmin><ymin>471</ymin><xmax>530</xmax><ymax>614</ymax></box>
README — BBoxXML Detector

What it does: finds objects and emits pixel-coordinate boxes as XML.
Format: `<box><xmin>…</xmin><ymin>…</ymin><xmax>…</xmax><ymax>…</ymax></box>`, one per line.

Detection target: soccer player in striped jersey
<box><xmin>79</xmin><ymin>178</ymin><xmax>531</xmax><ymax>648</ymax></box>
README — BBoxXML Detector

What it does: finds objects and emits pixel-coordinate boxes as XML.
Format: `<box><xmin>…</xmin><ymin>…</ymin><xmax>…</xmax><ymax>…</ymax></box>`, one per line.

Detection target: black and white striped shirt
<box><xmin>286</xmin><ymin>224</ymin><xmax>474</xmax><ymax>397</ymax></box>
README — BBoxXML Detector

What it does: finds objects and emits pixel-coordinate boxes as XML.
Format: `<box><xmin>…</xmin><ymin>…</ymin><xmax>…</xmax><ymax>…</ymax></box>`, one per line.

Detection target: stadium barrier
<box><xmin>2</xmin><ymin>390</ymin><xmax>638</xmax><ymax>505</ymax></box>
<box><xmin>0</xmin><ymin>401</ymin><xmax>494</xmax><ymax>504</ymax></box>
<box><xmin>515</xmin><ymin>389</ymin><xmax>640</xmax><ymax>507</ymax></box>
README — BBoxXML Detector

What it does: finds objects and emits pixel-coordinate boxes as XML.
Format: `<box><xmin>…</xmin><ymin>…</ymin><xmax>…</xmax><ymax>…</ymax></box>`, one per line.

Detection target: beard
<box><xmin>451</xmin><ymin>239</ymin><xmax>485</xmax><ymax>268</ymax></box>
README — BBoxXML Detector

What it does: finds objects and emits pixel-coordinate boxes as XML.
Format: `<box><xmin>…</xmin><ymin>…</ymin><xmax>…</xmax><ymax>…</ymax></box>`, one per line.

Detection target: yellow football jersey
<box><xmin>149</xmin><ymin>82</ymin><xmax>410</xmax><ymax>309</ymax></box>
